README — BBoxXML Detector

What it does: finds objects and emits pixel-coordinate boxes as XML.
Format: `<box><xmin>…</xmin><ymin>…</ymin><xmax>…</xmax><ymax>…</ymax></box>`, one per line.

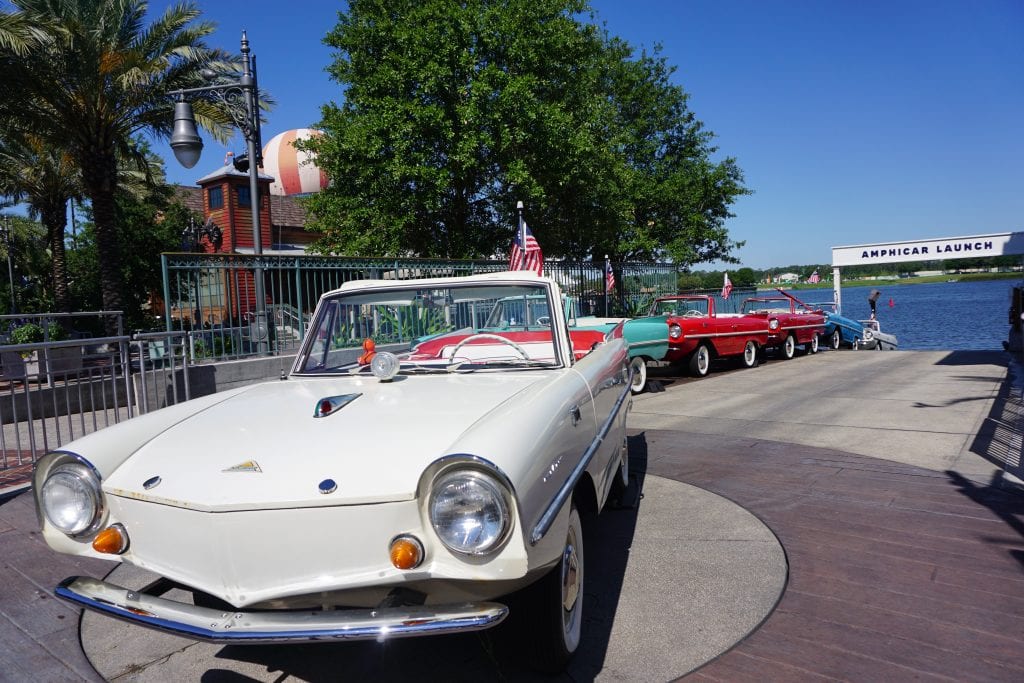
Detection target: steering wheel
<box><xmin>449</xmin><ymin>333</ymin><xmax>530</xmax><ymax>360</ymax></box>
<box><xmin>535</xmin><ymin>316</ymin><xmax>551</xmax><ymax>326</ymax></box>
<box><xmin>683</xmin><ymin>309</ymin><xmax>704</xmax><ymax>318</ymax></box>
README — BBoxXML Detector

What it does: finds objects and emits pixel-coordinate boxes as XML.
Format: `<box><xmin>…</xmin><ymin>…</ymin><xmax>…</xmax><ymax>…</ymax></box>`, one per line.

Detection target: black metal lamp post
<box><xmin>169</xmin><ymin>31</ymin><xmax>268</xmax><ymax>353</ymax></box>
<box><xmin>0</xmin><ymin>215</ymin><xmax>16</xmax><ymax>314</ymax></box>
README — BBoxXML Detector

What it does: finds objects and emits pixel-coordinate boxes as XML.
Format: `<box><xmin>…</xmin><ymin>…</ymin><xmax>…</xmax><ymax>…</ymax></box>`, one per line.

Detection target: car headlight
<box><xmin>429</xmin><ymin>470</ymin><xmax>511</xmax><ymax>556</ymax></box>
<box><xmin>769</xmin><ymin>319</ymin><xmax>780</xmax><ymax>330</ymax></box>
<box><xmin>669</xmin><ymin>323</ymin><xmax>682</xmax><ymax>339</ymax></box>
<box><xmin>40</xmin><ymin>463</ymin><xmax>103</xmax><ymax>537</ymax></box>
<box><xmin>863</xmin><ymin>329</ymin><xmax>874</xmax><ymax>340</ymax></box>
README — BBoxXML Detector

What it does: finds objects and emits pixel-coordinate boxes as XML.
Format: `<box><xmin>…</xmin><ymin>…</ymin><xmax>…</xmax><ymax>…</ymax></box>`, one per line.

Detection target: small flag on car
<box><xmin>510</xmin><ymin>222</ymin><xmax>543</xmax><ymax>276</ymax></box>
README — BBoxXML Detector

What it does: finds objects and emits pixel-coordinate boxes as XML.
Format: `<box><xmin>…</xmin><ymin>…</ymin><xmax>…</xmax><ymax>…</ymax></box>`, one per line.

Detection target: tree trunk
<box><xmin>41</xmin><ymin>201</ymin><xmax>70</xmax><ymax>312</ymax></box>
<box><xmin>81</xmin><ymin>155</ymin><xmax>123</xmax><ymax>335</ymax></box>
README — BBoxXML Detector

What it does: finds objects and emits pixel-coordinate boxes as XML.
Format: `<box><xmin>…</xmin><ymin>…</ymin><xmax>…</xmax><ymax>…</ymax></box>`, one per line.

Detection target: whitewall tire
<box><xmin>629</xmin><ymin>357</ymin><xmax>647</xmax><ymax>394</ymax></box>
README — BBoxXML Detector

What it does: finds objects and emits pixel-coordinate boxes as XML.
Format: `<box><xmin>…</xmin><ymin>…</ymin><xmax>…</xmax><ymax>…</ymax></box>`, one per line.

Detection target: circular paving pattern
<box><xmin>80</xmin><ymin>474</ymin><xmax>786</xmax><ymax>681</ymax></box>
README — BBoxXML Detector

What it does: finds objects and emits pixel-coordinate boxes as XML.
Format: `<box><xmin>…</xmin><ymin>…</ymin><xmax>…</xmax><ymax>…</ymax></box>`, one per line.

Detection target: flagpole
<box><xmin>516</xmin><ymin>201</ymin><xmax>525</xmax><ymax>271</ymax></box>
<box><xmin>604</xmin><ymin>254</ymin><xmax>610</xmax><ymax>317</ymax></box>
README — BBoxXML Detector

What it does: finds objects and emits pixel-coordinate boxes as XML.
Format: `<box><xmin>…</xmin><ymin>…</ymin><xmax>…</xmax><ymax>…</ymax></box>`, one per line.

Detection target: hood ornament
<box><xmin>313</xmin><ymin>393</ymin><xmax>361</xmax><ymax>418</ymax></box>
<box><xmin>143</xmin><ymin>476</ymin><xmax>161</xmax><ymax>490</ymax></box>
<box><xmin>223</xmin><ymin>460</ymin><xmax>262</xmax><ymax>473</ymax></box>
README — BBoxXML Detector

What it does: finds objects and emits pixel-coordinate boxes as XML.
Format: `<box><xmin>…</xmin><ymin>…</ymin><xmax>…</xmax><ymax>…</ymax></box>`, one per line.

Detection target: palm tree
<box><xmin>0</xmin><ymin>1</ymin><xmax>242</xmax><ymax>330</ymax></box>
<box><xmin>0</xmin><ymin>131</ymin><xmax>79</xmax><ymax>311</ymax></box>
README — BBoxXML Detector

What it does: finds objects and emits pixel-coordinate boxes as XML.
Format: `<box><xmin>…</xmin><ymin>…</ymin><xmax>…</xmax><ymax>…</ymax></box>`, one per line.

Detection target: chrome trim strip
<box><xmin>55</xmin><ymin>576</ymin><xmax>507</xmax><ymax>644</ymax></box>
<box><xmin>627</xmin><ymin>339</ymin><xmax>666</xmax><ymax>349</ymax></box>
<box><xmin>685</xmin><ymin>330</ymin><xmax>768</xmax><ymax>339</ymax></box>
<box><xmin>778</xmin><ymin>323</ymin><xmax>825</xmax><ymax>331</ymax></box>
<box><xmin>529</xmin><ymin>369</ymin><xmax>632</xmax><ymax>545</ymax></box>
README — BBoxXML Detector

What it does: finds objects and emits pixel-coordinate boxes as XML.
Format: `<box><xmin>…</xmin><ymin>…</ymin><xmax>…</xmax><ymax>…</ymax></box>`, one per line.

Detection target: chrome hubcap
<box><xmin>561</xmin><ymin>539</ymin><xmax>580</xmax><ymax>612</ymax></box>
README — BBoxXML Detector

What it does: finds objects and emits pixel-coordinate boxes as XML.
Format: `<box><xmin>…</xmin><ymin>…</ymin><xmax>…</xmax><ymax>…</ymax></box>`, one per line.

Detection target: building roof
<box><xmin>194</xmin><ymin>163</ymin><xmax>274</xmax><ymax>184</ymax></box>
<box><xmin>172</xmin><ymin>185</ymin><xmax>308</xmax><ymax>229</ymax></box>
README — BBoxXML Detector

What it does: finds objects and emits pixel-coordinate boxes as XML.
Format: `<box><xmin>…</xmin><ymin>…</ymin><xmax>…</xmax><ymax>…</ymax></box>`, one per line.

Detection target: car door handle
<box><xmin>569</xmin><ymin>405</ymin><xmax>581</xmax><ymax>425</ymax></box>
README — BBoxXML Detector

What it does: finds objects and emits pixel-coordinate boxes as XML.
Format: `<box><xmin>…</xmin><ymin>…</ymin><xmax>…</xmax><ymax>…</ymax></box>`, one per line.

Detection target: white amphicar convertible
<box><xmin>32</xmin><ymin>271</ymin><xmax>632</xmax><ymax>672</ymax></box>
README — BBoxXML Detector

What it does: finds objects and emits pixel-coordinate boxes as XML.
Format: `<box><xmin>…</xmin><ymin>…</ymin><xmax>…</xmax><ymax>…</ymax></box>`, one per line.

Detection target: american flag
<box><xmin>605</xmin><ymin>256</ymin><xmax>615</xmax><ymax>292</ymax></box>
<box><xmin>510</xmin><ymin>222</ymin><xmax>543</xmax><ymax>275</ymax></box>
<box><xmin>808</xmin><ymin>270</ymin><xmax>821</xmax><ymax>284</ymax></box>
<box><xmin>721</xmin><ymin>272</ymin><xmax>733</xmax><ymax>300</ymax></box>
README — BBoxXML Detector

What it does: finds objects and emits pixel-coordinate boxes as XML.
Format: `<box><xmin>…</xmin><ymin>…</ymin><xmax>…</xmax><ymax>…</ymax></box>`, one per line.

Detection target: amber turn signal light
<box><xmin>91</xmin><ymin>524</ymin><xmax>129</xmax><ymax>555</ymax></box>
<box><xmin>389</xmin><ymin>535</ymin><xmax>424</xmax><ymax>570</ymax></box>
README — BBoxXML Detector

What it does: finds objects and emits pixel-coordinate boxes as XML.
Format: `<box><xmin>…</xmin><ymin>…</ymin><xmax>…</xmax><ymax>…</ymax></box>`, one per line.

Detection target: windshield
<box><xmin>742</xmin><ymin>299</ymin><xmax>793</xmax><ymax>314</ymax></box>
<box><xmin>651</xmin><ymin>298</ymin><xmax>709</xmax><ymax>317</ymax></box>
<box><xmin>295</xmin><ymin>282</ymin><xmax>562</xmax><ymax>375</ymax></box>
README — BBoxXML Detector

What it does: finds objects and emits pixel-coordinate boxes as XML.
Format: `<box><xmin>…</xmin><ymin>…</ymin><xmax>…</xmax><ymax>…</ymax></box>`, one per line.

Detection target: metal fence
<box><xmin>1</xmin><ymin>263</ymin><xmax>755</xmax><ymax>474</ymax></box>
<box><xmin>0</xmin><ymin>311</ymin><xmax>192</xmax><ymax>472</ymax></box>
<box><xmin>160</xmin><ymin>253</ymin><xmax>684</xmax><ymax>361</ymax></box>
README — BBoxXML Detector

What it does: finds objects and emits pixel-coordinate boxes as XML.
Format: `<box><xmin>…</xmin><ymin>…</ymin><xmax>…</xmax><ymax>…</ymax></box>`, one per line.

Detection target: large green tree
<box><xmin>0</xmin><ymin>1</ymin><xmax>240</xmax><ymax>329</ymax></box>
<box><xmin>68</xmin><ymin>183</ymin><xmax>195</xmax><ymax>332</ymax></box>
<box><xmin>0</xmin><ymin>130</ymin><xmax>79</xmax><ymax>311</ymax></box>
<box><xmin>303</xmin><ymin>0</ymin><xmax>748</xmax><ymax>267</ymax></box>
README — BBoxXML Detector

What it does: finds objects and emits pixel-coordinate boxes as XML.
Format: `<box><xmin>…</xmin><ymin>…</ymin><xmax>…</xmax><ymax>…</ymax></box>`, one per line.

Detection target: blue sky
<box><xmin>147</xmin><ymin>0</ymin><xmax>1024</xmax><ymax>270</ymax></box>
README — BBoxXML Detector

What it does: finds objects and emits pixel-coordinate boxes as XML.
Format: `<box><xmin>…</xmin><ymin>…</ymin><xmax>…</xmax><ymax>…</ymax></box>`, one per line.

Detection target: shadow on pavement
<box><xmin>197</xmin><ymin>435</ymin><xmax>649</xmax><ymax>682</ymax></box>
<box><xmin>966</xmin><ymin>353</ymin><xmax>1024</xmax><ymax>484</ymax></box>
<box><xmin>945</xmin><ymin>469</ymin><xmax>1024</xmax><ymax>574</ymax></box>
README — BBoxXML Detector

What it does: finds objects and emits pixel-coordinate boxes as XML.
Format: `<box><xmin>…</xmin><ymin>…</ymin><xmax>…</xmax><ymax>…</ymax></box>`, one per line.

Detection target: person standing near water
<box><xmin>868</xmin><ymin>289</ymin><xmax>881</xmax><ymax>319</ymax></box>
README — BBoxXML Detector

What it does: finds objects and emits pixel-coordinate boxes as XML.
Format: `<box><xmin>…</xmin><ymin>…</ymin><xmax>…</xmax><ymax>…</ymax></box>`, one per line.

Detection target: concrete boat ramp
<box><xmin>2</xmin><ymin>349</ymin><xmax>1023</xmax><ymax>681</ymax></box>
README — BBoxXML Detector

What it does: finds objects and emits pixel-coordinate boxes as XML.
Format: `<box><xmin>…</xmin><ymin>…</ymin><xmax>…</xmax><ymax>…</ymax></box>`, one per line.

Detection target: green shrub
<box><xmin>9</xmin><ymin>321</ymin><xmax>66</xmax><ymax>345</ymax></box>
<box><xmin>9</xmin><ymin>323</ymin><xmax>45</xmax><ymax>345</ymax></box>
<box><xmin>8</xmin><ymin>321</ymin><xmax>65</xmax><ymax>358</ymax></box>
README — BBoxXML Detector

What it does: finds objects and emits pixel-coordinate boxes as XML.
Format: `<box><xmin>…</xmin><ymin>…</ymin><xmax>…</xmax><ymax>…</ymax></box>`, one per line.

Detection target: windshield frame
<box><xmin>290</xmin><ymin>276</ymin><xmax>570</xmax><ymax>377</ymax></box>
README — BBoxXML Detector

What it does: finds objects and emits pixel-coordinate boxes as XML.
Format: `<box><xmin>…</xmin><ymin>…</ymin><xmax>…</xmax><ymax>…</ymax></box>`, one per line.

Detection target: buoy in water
<box><xmin>888</xmin><ymin>297</ymin><xmax>895</xmax><ymax>307</ymax></box>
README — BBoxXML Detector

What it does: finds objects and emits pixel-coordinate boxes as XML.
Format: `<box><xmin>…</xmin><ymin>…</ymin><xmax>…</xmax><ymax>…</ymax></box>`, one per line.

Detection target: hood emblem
<box><xmin>319</xmin><ymin>479</ymin><xmax>337</xmax><ymax>494</ymax></box>
<box><xmin>223</xmin><ymin>460</ymin><xmax>262</xmax><ymax>473</ymax></box>
<box><xmin>143</xmin><ymin>476</ymin><xmax>161</xmax><ymax>490</ymax></box>
<box><xmin>314</xmin><ymin>393</ymin><xmax>362</xmax><ymax>418</ymax></box>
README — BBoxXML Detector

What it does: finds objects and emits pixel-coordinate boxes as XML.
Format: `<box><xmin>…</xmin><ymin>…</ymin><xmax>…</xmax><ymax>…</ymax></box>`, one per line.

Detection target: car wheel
<box><xmin>526</xmin><ymin>504</ymin><xmax>585</xmax><ymax>673</ymax></box>
<box><xmin>809</xmin><ymin>334</ymin><xmax>819</xmax><ymax>354</ymax></box>
<box><xmin>830</xmin><ymin>329</ymin><xmax>841</xmax><ymax>350</ymax></box>
<box><xmin>741</xmin><ymin>340</ymin><xmax>759</xmax><ymax>368</ymax></box>
<box><xmin>782</xmin><ymin>335</ymin><xmax>796</xmax><ymax>360</ymax></box>
<box><xmin>851</xmin><ymin>337</ymin><xmax>860</xmax><ymax>350</ymax></box>
<box><xmin>689</xmin><ymin>343</ymin><xmax>711</xmax><ymax>377</ymax></box>
<box><xmin>629</xmin><ymin>357</ymin><xmax>647</xmax><ymax>394</ymax></box>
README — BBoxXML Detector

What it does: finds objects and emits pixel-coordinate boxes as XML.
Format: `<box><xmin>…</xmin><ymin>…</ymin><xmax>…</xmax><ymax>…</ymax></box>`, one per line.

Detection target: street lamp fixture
<box><xmin>169</xmin><ymin>31</ymin><xmax>269</xmax><ymax>354</ymax></box>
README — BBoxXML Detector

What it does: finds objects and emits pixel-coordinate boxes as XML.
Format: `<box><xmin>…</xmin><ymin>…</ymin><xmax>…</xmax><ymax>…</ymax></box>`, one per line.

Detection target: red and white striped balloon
<box><xmin>260</xmin><ymin>129</ymin><xmax>328</xmax><ymax>196</ymax></box>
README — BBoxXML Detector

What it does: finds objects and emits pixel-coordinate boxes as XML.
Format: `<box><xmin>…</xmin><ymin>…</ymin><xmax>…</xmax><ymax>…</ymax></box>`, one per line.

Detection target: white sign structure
<box><xmin>830</xmin><ymin>231</ymin><xmax>1024</xmax><ymax>313</ymax></box>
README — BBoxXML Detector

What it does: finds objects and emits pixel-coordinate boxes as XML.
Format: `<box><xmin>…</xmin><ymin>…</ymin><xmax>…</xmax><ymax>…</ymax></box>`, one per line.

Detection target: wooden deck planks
<box><xmin>0</xmin><ymin>492</ymin><xmax>111</xmax><ymax>683</ymax></box>
<box><xmin>637</xmin><ymin>429</ymin><xmax>1024</xmax><ymax>682</ymax></box>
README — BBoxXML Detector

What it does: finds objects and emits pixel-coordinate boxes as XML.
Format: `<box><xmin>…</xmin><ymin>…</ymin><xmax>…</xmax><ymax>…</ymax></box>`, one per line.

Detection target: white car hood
<box><xmin>103</xmin><ymin>373</ymin><xmax>547</xmax><ymax>512</ymax></box>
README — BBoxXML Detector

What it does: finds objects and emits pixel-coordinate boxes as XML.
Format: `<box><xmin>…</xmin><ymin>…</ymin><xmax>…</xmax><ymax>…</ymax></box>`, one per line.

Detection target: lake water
<box><xmin>835</xmin><ymin>280</ymin><xmax>1016</xmax><ymax>350</ymax></box>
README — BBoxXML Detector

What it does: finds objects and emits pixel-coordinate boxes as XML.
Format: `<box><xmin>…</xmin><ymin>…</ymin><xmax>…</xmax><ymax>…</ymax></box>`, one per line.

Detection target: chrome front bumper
<box><xmin>56</xmin><ymin>576</ymin><xmax>508</xmax><ymax>644</ymax></box>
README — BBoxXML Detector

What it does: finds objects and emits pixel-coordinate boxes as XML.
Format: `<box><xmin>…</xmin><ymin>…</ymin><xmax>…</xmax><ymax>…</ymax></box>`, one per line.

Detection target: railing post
<box><xmin>162</xmin><ymin>254</ymin><xmax>173</xmax><ymax>332</ymax></box>
<box><xmin>119</xmin><ymin>337</ymin><xmax>134</xmax><ymax>419</ymax></box>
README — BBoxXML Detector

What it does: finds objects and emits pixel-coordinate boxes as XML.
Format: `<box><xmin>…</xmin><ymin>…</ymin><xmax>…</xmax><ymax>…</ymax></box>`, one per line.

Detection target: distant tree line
<box><xmin>683</xmin><ymin>255</ymin><xmax>1022</xmax><ymax>290</ymax></box>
